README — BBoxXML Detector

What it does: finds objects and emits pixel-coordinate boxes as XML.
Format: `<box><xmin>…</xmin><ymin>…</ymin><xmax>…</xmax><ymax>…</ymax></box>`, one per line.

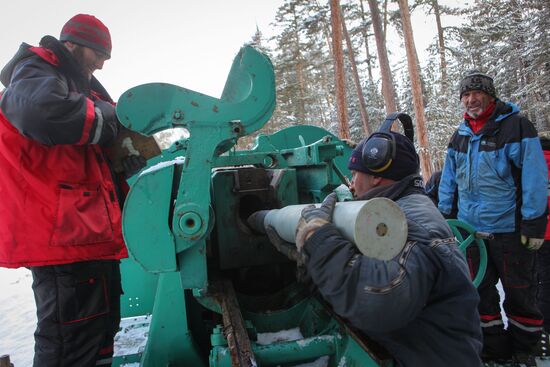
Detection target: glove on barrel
<box><xmin>295</xmin><ymin>193</ymin><xmax>337</xmax><ymax>251</ymax></box>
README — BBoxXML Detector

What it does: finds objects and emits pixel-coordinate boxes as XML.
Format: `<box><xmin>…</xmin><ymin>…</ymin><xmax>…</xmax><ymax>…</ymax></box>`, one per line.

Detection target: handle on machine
<box><xmin>446</xmin><ymin>219</ymin><xmax>488</xmax><ymax>288</ymax></box>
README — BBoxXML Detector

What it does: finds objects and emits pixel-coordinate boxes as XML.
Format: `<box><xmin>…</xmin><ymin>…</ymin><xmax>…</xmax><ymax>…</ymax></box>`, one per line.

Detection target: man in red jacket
<box><xmin>0</xmin><ymin>14</ymin><xmax>144</xmax><ymax>367</ymax></box>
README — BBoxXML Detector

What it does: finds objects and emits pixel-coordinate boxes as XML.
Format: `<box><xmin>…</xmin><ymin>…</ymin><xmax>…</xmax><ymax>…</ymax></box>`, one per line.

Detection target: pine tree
<box><xmin>397</xmin><ymin>0</ymin><xmax>432</xmax><ymax>179</ymax></box>
<box><xmin>366</xmin><ymin>0</ymin><xmax>399</xmax><ymax>113</ymax></box>
<box><xmin>457</xmin><ymin>0</ymin><xmax>550</xmax><ymax>129</ymax></box>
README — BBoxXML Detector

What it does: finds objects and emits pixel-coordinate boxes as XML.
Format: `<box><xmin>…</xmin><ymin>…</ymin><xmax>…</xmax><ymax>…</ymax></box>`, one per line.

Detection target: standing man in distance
<box><xmin>439</xmin><ymin>70</ymin><xmax>548</xmax><ymax>365</ymax></box>
<box><xmin>0</xmin><ymin>14</ymin><xmax>144</xmax><ymax>367</ymax></box>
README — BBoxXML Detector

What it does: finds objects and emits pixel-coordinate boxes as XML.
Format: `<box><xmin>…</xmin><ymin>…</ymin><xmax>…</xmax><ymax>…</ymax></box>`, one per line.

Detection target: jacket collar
<box><xmin>0</xmin><ymin>36</ymin><xmax>112</xmax><ymax>102</ymax></box>
<box><xmin>357</xmin><ymin>174</ymin><xmax>425</xmax><ymax>202</ymax></box>
<box><xmin>458</xmin><ymin>100</ymin><xmax>519</xmax><ymax>137</ymax></box>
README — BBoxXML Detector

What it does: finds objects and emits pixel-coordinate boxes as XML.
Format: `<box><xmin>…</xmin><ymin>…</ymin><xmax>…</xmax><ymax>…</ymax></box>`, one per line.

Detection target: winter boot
<box><xmin>512</xmin><ymin>352</ymin><xmax>537</xmax><ymax>367</ymax></box>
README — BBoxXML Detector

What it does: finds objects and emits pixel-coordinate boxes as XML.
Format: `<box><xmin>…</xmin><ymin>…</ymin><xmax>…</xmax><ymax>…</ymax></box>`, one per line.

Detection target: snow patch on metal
<box><xmin>140</xmin><ymin>156</ymin><xmax>186</xmax><ymax>175</ymax></box>
<box><xmin>296</xmin><ymin>335</ymin><xmax>335</xmax><ymax>347</ymax></box>
<box><xmin>256</xmin><ymin>327</ymin><xmax>303</xmax><ymax>345</ymax></box>
<box><xmin>114</xmin><ymin>315</ymin><xmax>151</xmax><ymax>357</ymax></box>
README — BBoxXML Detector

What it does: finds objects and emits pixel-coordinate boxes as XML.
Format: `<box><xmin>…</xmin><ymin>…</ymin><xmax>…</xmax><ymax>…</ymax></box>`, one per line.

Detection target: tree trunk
<box><xmin>330</xmin><ymin>0</ymin><xmax>350</xmax><ymax>139</ymax></box>
<box><xmin>383</xmin><ymin>0</ymin><xmax>389</xmax><ymax>42</ymax></box>
<box><xmin>432</xmin><ymin>0</ymin><xmax>447</xmax><ymax>90</ymax></box>
<box><xmin>295</xmin><ymin>56</ymin><xmax>307</xmax><ymax>123</ymax></box>
<box><xmin>367</xmin><ymin>0</ymin><xmax>398</xmax><ymax>113</ymax></box>
<box><xmin>314</xmin><ymin>0</ymin><xmax>335</xmax><ymax>55</ymax></box>
<box><xmin>359</xmin><ymin>0</ymin><xmax>374</xmax><ymax>82</ymax></box>
<box><xmin>397</xmin><ymin>0</ymin><xmax>432</xmax><ymax>179</ymax></box>
<box><xmin>289</xmin><ymin>7</ymin><xmax>308</xmax><ymax>124</ymax></box>
<box><xmin>342</xmin><ymin>6</ymin><xmax>371</xmax><ymax>135</ymax></box>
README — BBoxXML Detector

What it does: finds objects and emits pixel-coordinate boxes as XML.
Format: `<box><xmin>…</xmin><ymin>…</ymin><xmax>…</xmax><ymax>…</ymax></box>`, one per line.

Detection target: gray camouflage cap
<box><xmin>459</xmin><ymin>70</ymin><xmax>497</xmax><ymax>99</ymax></box>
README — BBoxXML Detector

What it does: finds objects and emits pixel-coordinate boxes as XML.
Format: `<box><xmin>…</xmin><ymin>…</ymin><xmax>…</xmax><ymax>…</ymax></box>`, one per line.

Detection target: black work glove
<box><xmin>94</xmin><ymin>99</ymin><xmax>120</xmax><ymax>146</ymax></box>
<box><xmin>521</xmin><ymin>235</ymin><xmax>545</xmax><ymax>251</ymax></box>
<box><xmin>122</xmin><ymin>155</ymin><xmax>147</xmax><ymax>178</ymax></box>
<box><xmin>521</xmin><ymin>214</ymin><xmax>548</xmax><ymax>251</ymax></box>
<box><xmin>295</xmin><ymin>193</ymin><xmax>337</xmax><ymax>251</ymax></box>
<box><xmin>265</xmin><ymin>225</ymin><xmax>311</xmax><ymax>284</ymax></box>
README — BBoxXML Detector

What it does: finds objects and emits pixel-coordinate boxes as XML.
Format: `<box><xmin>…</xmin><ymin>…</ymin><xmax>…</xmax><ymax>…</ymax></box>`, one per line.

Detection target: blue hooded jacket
<box><xmin>439</xmin><ymin>101</ymin><xmax>547</xmax><ymax>235</ymax></box>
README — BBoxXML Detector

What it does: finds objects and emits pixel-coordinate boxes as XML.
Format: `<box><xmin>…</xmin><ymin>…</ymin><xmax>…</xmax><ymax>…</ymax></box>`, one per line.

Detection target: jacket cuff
<box><xmin>522</xmin><ymin>211</ymin><xmax>548</xmax><ymax>238</ymax></box>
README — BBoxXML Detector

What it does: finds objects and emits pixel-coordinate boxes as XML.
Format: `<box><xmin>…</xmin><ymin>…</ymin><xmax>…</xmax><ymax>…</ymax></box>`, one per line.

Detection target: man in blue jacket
<box><xmin>439</xmin><ymin>70</ymin><xmax>548</xmax><ymax>365</ymax></box>
<box><xmin>290</xmin><ymin>124</ymin><xmax>483</xmax><ymax>366</ymax></box>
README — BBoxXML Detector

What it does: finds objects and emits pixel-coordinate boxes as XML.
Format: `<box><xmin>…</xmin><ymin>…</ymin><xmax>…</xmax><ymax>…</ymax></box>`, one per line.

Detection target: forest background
<box><xmin>157</xmin><ymin>0</ymin><xmax>550</xmax><ymax>180</ymax></box>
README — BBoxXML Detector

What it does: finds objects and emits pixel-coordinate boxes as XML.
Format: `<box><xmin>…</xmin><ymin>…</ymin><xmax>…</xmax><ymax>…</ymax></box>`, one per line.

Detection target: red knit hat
<box><xmin>60</xmin><ymin>14</ymin><xmax>111</xmax><ymax>58</ymax></box>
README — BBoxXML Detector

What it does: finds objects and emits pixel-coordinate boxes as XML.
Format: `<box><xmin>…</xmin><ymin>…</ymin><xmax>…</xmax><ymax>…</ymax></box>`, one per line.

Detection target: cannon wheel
<box><xmin>446</xmin><ymin>219</ymin><xmax>488</xmax><ymax>288</ymax></box>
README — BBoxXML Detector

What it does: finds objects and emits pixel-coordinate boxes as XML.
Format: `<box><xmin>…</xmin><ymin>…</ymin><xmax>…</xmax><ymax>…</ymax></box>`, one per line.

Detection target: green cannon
<box><xmin>112</xmin><ymin>46</ymin><xmax>396</xmax><ymax>367</ymax></box>
<box><xmin>112</xmin><ymin>47</ymin><xmax>488</xmax><ymax>367</ymax></box>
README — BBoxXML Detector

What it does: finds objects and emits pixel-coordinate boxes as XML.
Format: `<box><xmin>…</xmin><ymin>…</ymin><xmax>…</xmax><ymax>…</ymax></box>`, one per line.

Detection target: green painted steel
<box><xmin>210</xmin><ymin>295</ymin><xmax>391</xmax><ymax>367</ymax></box>
<box><xmin>211</xmin><ymin>335</ymin><xmax>338</xmax><ymax>367</ymax></box>
<box><xmin>119</xmin><ymin>258</ymin><xmax>158</xmax><ymax>317</ymax></box>
<box><xmin>117</xmin><ymin>45</ymin><xmax>276</xmax><ymax>277</ymax></box>
<box><xmin>446</xmin><ymin>219</ymin><xmax>488</xmax><ymax>287</ymax></box>
<box><xmin>140</xmin><ymin>273</ymin><xmax>205</xmax><ymax>367</ymax></box>
<box><xmin>115</xmin><ymin>47</ymin><xmax>392</xmax><ymax>367</ymax></box>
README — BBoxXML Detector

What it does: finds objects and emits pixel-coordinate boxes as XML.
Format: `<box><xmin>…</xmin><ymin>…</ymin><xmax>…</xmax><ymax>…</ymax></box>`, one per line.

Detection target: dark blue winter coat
<box><xmin>304</xmin><ymin>176</ymin><xmax>483</xmax><ymax>367</ymax></box>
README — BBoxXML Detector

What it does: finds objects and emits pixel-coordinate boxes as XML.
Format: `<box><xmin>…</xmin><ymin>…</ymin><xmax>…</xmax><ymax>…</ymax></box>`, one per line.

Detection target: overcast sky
<box><xmin>2</xmin><ymin>1</ymin><xmax>463</xmax><ymax>102</ymax></box>
<box><xmin>2</xmin><ymin>0</ymin><xmax>284</xmax><ymax>99</ymax></box>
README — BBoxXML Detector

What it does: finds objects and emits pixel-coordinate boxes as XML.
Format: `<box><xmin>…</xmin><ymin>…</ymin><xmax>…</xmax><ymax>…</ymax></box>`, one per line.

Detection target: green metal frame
<box><xmin>114</xmin><ymin>46</ymin><xmax>391</xmax><ymax>367</ymax></box>
<box><xmin>116</xmin><ymin>46</ymin><xmax>278</xmax><ymax>366</ymax></box>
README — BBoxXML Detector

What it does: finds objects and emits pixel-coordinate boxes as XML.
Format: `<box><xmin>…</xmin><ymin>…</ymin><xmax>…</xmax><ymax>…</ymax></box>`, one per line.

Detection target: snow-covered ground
<box><xmin>0</xmin><ymin>267</ymin><xmax>508</xmax><ymax>367</ymax></box>
<box><xmin>0</xmin><ymin>268</ymin><xmax>150</xmax><ymax>367</ymax></box>
<box><xmin>0</xmin><ymin>268</ymin><xmax>36</xmax><ymax>367</ymax></box>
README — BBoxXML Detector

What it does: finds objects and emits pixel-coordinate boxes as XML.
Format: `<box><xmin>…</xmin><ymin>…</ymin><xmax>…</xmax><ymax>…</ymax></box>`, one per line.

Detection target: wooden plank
<box><xmin>215</xmin><ymin>280</ymin><xmax>257</xmax><ymax>367</ymax></box>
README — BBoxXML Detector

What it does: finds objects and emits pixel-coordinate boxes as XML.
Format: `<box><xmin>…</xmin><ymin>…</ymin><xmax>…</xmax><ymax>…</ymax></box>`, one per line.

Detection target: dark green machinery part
<box><xmin>446</xmin><ymin>219</ymin><xmax>488</xmax><ymax>287</ymax></box>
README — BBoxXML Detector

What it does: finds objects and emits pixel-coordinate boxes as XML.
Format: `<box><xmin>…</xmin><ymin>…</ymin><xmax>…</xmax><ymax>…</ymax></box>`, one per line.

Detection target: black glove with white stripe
<box><xmin>92</xmin><ymin>100</ymin><xmax>120</xmax><ymax>146</ymax></box>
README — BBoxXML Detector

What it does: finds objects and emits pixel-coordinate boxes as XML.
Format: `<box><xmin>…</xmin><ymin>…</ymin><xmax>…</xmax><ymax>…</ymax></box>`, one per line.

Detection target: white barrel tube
<box><xmin>263</xmin><ymin>198</ymin><xmax>408</xmax><ymax>261</ymax></box>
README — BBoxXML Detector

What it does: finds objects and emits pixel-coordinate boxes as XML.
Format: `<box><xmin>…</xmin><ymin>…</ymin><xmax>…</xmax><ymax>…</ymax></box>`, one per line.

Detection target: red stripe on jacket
<box><xmin>78</xmin><ymin>98</ymin><xmax>96</xmax><ymax>145</ymax></box>
<box><xmin>508</xmin><ymin>314</ymin><xmax>544</xmax><ymax>326</ymax></box>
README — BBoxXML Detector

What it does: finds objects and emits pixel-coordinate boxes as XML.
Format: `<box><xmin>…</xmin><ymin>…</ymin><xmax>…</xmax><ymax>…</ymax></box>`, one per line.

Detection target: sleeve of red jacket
<box><xmin>0</xmin><ymin>57</ymin><xmax>118</xmax><ymax>146</ymax></box>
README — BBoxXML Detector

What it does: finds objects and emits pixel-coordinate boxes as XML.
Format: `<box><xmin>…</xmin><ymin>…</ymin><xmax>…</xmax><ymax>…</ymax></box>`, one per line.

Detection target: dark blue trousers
<box><xmin>537</xmin><ymin>240</ymin><xmax>550</xmax><ymax>331</ymax></box>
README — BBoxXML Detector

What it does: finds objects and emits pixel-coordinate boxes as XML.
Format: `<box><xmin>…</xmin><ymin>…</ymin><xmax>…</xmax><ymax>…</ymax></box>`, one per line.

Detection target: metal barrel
<box><xmin>249</xmin><ymin>198</ymin><xmax>408</xmax><ymax>261</ymax></box>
